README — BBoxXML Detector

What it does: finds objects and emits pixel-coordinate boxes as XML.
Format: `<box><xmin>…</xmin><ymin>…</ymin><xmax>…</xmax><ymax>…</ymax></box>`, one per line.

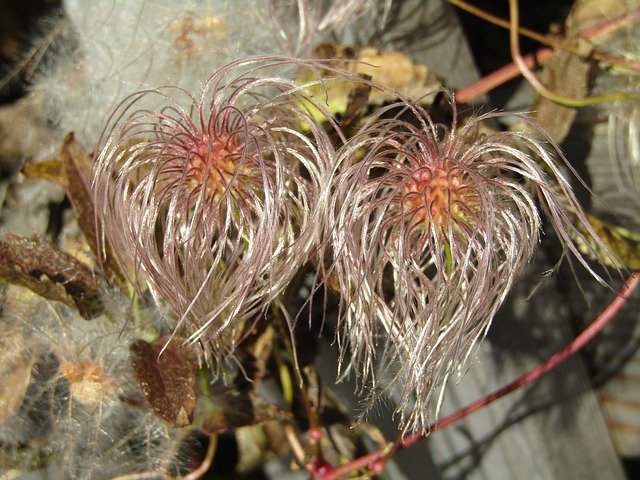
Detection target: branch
<box><xmin>455</xmin><ymin>2</ymin><xmax>640</xmax><ymax>103</ymax></box>
<box><xmin>318</xmin><ymin>272</ymin><xmax>639</xmax><ymax>480</ymax></box>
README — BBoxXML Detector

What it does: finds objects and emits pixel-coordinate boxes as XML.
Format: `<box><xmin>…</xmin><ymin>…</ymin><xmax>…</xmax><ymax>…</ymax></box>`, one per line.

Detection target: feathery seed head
<box><xmin>268</xmin><ymin>0</ymin><xmax>394</xmax><ymax>55</ymax></box>
<box><xmin>61</xmin><ymin>361</ymin><xmax>118</xmax><ymax>406</ymax></box>
<box><xmin>184</xmin><ymin>130</ymin><xmax>242</xmax><ymax>199</ymax></box>
<box><xmin>328</xmin><ymin>99</ymin><xmax>605</xmax><ymax>432</ymax></box>
<box><xmin>93</xmin><ymin>57</ymin><xmax>338</xmax><ymax>364</ymax></box>
<box><xmin>0</xmin><ymin>291</ymin><xmax>180</xmax><ymax>477</ymax></box>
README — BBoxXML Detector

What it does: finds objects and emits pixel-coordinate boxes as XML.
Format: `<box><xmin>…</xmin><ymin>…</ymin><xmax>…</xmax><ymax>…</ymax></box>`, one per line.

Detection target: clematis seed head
<box><xmin>93</xmin><ymin>57</ymin><xmax>339</xmax><ymax>365</ymax></box>
<box><xmin>326</xmin><ymin>97</ymin><xmax>612</xmax><ymax>432</ymax></box>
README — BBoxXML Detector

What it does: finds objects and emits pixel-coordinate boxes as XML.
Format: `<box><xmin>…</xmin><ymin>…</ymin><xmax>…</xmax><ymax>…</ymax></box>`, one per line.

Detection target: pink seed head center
<box><xmin>188</xmin><ymin>132</ymin><xmax>242</xmax><ymax>197</ymax></box>
<box><xmin>404</xmin><ymin>161</ymin><xmax>472</xmax><ymax>229</ymax></box>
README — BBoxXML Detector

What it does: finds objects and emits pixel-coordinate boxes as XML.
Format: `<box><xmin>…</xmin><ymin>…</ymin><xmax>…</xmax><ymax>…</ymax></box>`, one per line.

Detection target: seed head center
<box><xmin>404</xmin><ymin>162</ymin><xmax>471</xmax><ymax>230</ymax></box>
<box><xmin>188</xmin><ymin>132</ymin><xmax>242</xmax><ymax>197</ymax></box>
<box><xmin>62</xmin><ymin>361</ymin><xmax>117</xmax><ymax>405</ymax></box>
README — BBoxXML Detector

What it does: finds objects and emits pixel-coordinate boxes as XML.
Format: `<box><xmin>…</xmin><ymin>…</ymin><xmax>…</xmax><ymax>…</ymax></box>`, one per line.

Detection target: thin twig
<box><xmin>273</xmin><ymin>305</ymin><xmax>326</xmax><ymax>466</ymax></box>
<box><xmin>183</xmin><ymin>435</ymin><xmax>217</xmax><ymax>480</ymax></box>
<box><xmin>284</xmin><ymin>422</ymin><xmax>309</xmax><ymax>467</ymax></box>
<box><xmin>425</xmin><ymin>273</ymin><xmax>639</xmax><ymax>433</ymax></box>
<box><xmin>448</xmin><ymin>0</ymin><xmax>640</xmax><ymax>73</ymax></box>
<box><xmin>455</xmin><ymin>2</ymin><xmax>640</xmax><ymax>104</ymax></box>
<box><xmin>507</xmin><ymin>0</ymin><xmax>640</xmax><ymax>106</ymax></box>
<box><xmin>456</xmin><ymin>47</ymin><xmax>553</xmax><ymax>104</ymax></box>
<box><xmin>319</xmin><ymin>272</ymin><xmax>639</xmax><ymax>480</ymax></box>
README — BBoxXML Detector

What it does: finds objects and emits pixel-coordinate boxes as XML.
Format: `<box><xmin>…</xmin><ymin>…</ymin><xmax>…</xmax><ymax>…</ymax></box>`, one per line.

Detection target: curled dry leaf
<box><xmin>21</xmin><ymin>134</ymin><xmax>124</xmax><ymax>287</ymax></box>
<box><xmin>59</xmin><ymin>134</ymin><xmax>96</xmax><ymax>244</ymax></box>
<box><xmin>355</xmin><ymin>45</ymin><xmax>439</xmax><ymax>103</ymax></box>
<box><xmin>0</xmin><ymin>235</ymin><xmax>103</xmax><ymax>318</ymax></box>
<box><xmin>62</xmin><ymin>134</ymin><xmax>126</xmax><ymax>286</ymax></box>
<box><xmin>21</xmin><ymin>156</ymin><xmax>67</xmax><ymax>187</ymax></box>
<box><xmin>303</xmin><ymin>43</ymin><xmax>440</xmax><ymax>119</ymax></box>
<box><xmin>575</xmin><ymin>214</ymin><xmax>640</xmax><ymax>269</ymax></box>
<box><xmin>0</xmin><ymin>325</ymin><xmax>35</xmax><ymax>422</ymax></box>
<box><xmin>130</xmin><ymin>336</ymin><xmax>198</xmax><ymax>427</ymax></box>
<box><xmin>198</xmin><ymin>387</ymin><xmax>290</xmax><ymax>436</ymax></box>
<box><xmin>533</xmin><ymin>49</ymin><xmax>592</xmax><ymax>143</ymax></box>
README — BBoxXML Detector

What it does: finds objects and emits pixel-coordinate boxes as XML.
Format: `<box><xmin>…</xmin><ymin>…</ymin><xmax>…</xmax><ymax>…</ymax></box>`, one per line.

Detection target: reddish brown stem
<box><xmin>183</xmin><ymin>435</ymin><xmax>217</xmax><ymax>480</ymax></box>
<box><xmin>318</xmin><ymin>272</ymin><xmax>639</xmax><ymax>480</ymax></box>
<box><xmin>456</xmin><ymin>47</ymin><xmax>553</xmax><ymax>104</ymax></box>
<box><xmin>455</xmin><ymin>9</ymin><xmax>640</xmax><ymax>104</ymax></box>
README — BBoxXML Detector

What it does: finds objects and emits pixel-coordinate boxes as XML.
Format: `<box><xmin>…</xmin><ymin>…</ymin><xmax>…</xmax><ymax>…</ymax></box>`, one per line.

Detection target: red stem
<box><xmin>456</xmin><ymin>47</ymin><xmax>553</xmax><ymax>104</ymax></box>
<box><xmin>319</xmin><ymin>272</ymin><xmax>639</xmax><ymax>480</ymax></box>
<box><xmin>455</xmin><ymin>9</ymin><xmax>640</xmax><ymax>104</ymax></box>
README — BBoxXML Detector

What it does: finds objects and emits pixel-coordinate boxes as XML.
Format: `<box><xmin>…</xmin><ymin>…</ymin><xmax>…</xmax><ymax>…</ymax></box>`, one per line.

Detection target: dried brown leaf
<box><xmin>304</xmin><ymin>43</ymin><xmax>440</xmax><ymax>118</ymax></box>
<box><xmin>130</xmin><ymin>336</ymin><xmax>198</xmax><ymax>427</ymax></box>
<box><xmin>356</xmin><ymin>45</ymin><xmax>438</xmax><ymax>104</ymax></box>
<box><xmin>0</xmin><ymin>235</ymin><xmax>103</xmax><ymax>318</ymax></box>
<box><xmin>21</xmin><ymin>157</ymin><xmax>67</xmax><ymax>186</ymax></box>
<box><xmin>566</xmin><ymin>0</ymin><xmax>634</xmax><ymax>33</ymax></box>
<box><xmin>60</xmin><ymin>134</ymin><xmax>124</xmax><ymax>286</ymax></box>
<box><xmin>61</xmin><ymin>134</ymin><xmax>94</xmax><ymax>241</ymax></box>
<box><xmin>0</xmin><ymin>325</ymin><xmax>35</xmax><ymax>422</ymax></box>
<box><xmin>534</xmin><ymin>49</ymin><xmax>592</xmax><ymax>143</ymax></box>
<box><xmin>23</xmin><ymin>134</ymin><xmax>125</xmax><ymax>287</ymax></box>
<box><xmin>199</xmin><ymin>387</ymin><xmax>289</xmax><ymax>436</ymax></box>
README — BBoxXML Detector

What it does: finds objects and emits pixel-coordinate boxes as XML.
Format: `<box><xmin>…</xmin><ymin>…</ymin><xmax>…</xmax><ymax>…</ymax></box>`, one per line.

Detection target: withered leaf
<box><xmin>533</xmin><ymin>49</ymin><xmax>592</xmax><ymax>143</ymax></box>
<box><xmin>60</xmin><ymin>134</ymin><xmax>95</xmax><ymax>246</ymax></box>
<box><xmin>130</xmin><ymin>336</ymin><xmax>198</xmax><ymax>427</ymax></box>
<box><xmin>575</xmin><ymin>214</ymin><xmax>640</xmax><ymax>269</ymax></box>
<box><xmin>23</xmin><ymin>134</ymin><xmax>125</xmax><ymax>287</ymax></box>
<box><xmin>299</xmin><ymin>43</ymin><xmax>440</xmax><ymax>124</ymax></box>
<box><xmin>356</xmin><ymin>45</ymin><xmax>439</xmax><ymax>105</ymax></box>
<box><xmin>0</xmin><ymin>325</ymin><xmax>35</xmax><ymax>422</ymax></box>
<box><xmin>198</xmin><ymin>387</ymin><xmax>289</xmax><ymax>436</ymax></box>
<box><xmin>60</xmin><ymin>134</ymin><xmax>125</xmax><ymax>287</ymax></box>
<box><xmin>0</xmin><ymin>235</ymin><xmax>103</xmax><ymax>318</ymax></box>
<box><xmin>21</xmin><ymin>157</ymin><xmax>67</xmax><ymax>186</ymax></box>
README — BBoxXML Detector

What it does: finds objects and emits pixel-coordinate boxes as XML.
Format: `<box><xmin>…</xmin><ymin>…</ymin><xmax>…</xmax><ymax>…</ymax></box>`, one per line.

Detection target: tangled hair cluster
<box><xmin>268</xmin><ymin>0</ymin><xmax>395</xmax><ymax>55</ymax></box>
<box><xmin>326</xmin><ymin>100</ymin><xmax>608</xmax><ymax>432</ymax></box>
<box><xmin>93</xmin><ymin>57</ymin><xmax>337</xmax><ymax>363</ymax></box>
<box><xmin>0</xmin><ymin>293</ymin><xmax>186</xmax><ymax>478</ymax></box>
<box><xmin>93</xmin><ymin>55</ymin><xmax>609</xmax><ymax>433</ymax></box>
